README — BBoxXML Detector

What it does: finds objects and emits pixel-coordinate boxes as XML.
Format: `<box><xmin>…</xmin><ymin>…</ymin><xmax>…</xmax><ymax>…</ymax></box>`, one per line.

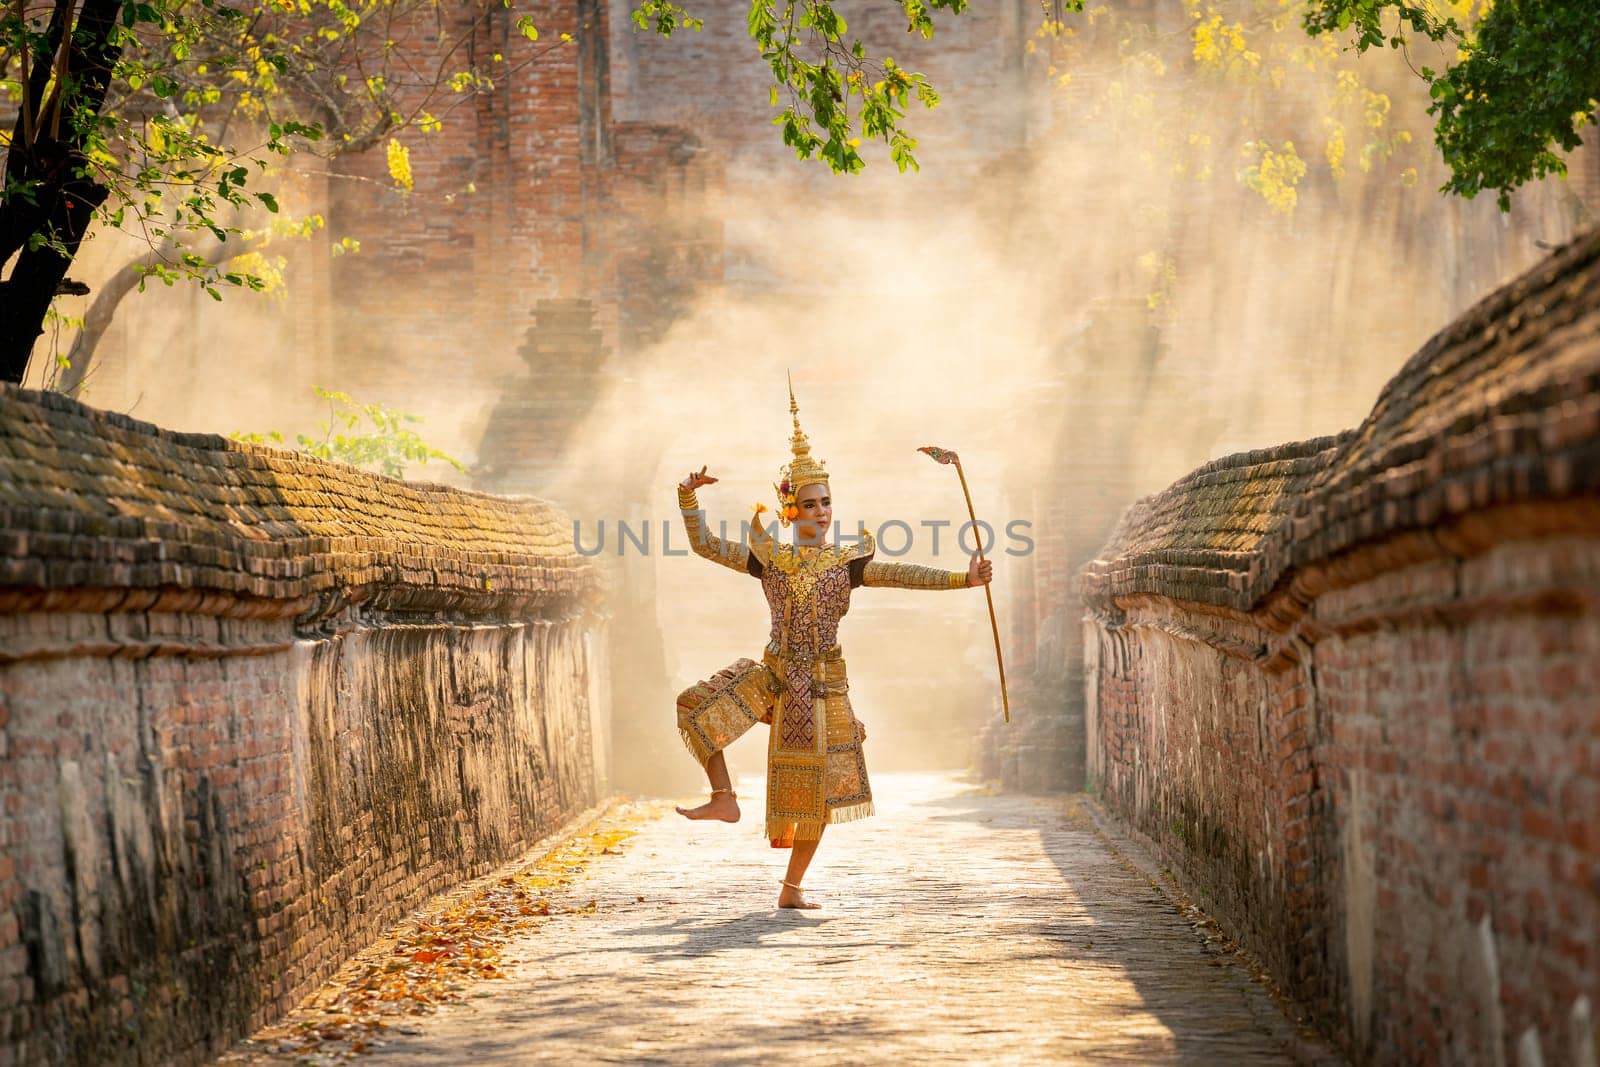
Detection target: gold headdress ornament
<box><xmin>774</xmin><ymin>370</ymin><xmax>828</xmax><ymax>527</ymax></box>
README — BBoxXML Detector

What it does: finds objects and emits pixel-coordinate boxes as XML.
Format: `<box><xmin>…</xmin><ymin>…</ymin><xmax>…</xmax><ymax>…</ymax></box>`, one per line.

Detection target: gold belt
<box><xmin>762</xmin><ymin>644</ymin><xmax>848</xmax><ymax>695</ymax></box>
<box><xmin>765</xmin><ymin>641</ymin><xmax>843</xmax><ymax>662</ymax></box>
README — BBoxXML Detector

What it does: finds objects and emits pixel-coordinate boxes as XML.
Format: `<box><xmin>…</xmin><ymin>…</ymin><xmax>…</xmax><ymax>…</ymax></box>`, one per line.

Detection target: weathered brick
<box><xmin>1080</xmin><ymin>231</ymin><xmax>1600</xmax><ymax>1065</ymax></box>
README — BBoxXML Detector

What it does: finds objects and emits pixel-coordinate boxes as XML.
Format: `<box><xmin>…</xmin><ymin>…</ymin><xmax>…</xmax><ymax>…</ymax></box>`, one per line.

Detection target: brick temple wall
<box><xmin>1081</xmin><ymin>230</ymin><xmax>1600</xmax><ymax>1064</ymax></box>
<box><xmin>325</xmin><ymin>0</ymin><xmax>615</xmax><ymax>399</ymax></box>
<box><xmin>0</xmin><ymin>385</ymin><xmax>607</xmax><ymax>1066</ymax></box>
<box><xmin>606</xmin><ymin>0</ymin><xmax>1032</xmax><ymax>185</ymax></box>
<box><xmin>325</xmin><ymin>0</ymin><xmax>724</xmax><ymax>407</ymax></box>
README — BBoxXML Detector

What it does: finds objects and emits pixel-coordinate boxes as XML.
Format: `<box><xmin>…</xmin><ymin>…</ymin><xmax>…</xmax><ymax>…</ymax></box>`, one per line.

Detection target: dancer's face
<box><xmin>794</xmin><ymin>482</ymin><xmax>831</xmax><ymax>545</ymax></box>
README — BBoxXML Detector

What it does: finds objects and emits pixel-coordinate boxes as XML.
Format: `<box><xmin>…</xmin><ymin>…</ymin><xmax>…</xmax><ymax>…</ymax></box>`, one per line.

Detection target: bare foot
<box><xmin>675</xmin><ymin>792</ymin><xmax>740</xmax><ymax>823</ymax></box>
<box><xmin>778</xmin><ymin>885</ymin><xmax>821</xmax><ymax>910</ymax></box>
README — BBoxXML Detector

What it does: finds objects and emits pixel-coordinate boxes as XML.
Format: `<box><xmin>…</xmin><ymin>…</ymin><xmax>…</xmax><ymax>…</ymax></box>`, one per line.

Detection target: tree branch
<box><xmin>58</xmin><ymin>228</ymin><xmax>224</xmax><ymax>396</ymax></box>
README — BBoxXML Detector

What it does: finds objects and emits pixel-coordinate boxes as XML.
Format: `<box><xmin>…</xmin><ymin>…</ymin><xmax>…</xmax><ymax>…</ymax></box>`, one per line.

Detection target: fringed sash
<box><xmin>764</xmin><ymin>644</ymin><xmax>846</xmax><ymax>843</ymax></box>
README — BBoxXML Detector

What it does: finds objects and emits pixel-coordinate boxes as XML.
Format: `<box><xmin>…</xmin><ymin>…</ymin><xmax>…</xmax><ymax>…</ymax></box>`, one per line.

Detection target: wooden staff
<box><xmin>917</xmin><ymin>446</ymin><xmax>1011</xmax><ymax>723</ymax></box>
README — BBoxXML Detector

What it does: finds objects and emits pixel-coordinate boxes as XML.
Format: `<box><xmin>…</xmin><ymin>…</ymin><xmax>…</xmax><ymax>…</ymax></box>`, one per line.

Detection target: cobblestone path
<box><xmin>303</xmin><ymin>772</ymin><xmax>1339</xmax><ymax>1065</ymax></box>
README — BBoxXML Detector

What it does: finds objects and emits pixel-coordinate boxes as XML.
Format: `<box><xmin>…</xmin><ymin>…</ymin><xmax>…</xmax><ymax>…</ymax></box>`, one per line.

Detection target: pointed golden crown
<box><xmin>775</xmin><ymin>371</ymin><xmax>827</xmax><ymax>525</ymax></box>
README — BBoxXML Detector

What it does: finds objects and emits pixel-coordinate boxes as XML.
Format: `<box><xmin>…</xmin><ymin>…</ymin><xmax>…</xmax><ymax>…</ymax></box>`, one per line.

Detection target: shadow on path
<box><xmin>347</xmin><ymin>774</ymin><xmax>1342</xmax><ymax>1065</ymax></box>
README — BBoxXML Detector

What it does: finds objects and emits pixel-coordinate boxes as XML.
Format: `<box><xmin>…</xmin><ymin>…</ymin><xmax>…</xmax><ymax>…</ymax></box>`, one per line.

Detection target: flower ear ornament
<box><xmin>774</xmin><ymin>473</ymin><xmax>799</xmax><ymax>526</ymax></box>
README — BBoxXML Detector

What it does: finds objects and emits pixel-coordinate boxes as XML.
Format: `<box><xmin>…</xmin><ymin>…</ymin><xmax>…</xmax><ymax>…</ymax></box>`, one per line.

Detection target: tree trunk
<box><xmin>0</xmin><ymin>160</ymin><xmax>111</xmax><ymax>384</ymax></box>
<box><xmin>0</xmin><ymin>0</ymin><xmax>126</xmax><ymax>385</ymax></box>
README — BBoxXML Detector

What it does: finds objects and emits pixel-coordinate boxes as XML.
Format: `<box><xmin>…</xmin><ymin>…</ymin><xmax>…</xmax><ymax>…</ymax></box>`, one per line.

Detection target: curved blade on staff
<box><xmin>917</xmin><ymin>445</ymin><xmax>1011</xmax><ymax>723</ymax></box>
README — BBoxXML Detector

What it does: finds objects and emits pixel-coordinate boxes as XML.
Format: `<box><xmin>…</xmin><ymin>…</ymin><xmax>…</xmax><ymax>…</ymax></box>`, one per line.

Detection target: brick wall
<box><xmin>0</xmin><ymin>385</ymin><xmax>607</xmax><ymax>1065</ymax></box>
<box><xmin>1080</xmin><ymin>230</ymin><xmax>1600</xmax><ymax>1064</ymax></box>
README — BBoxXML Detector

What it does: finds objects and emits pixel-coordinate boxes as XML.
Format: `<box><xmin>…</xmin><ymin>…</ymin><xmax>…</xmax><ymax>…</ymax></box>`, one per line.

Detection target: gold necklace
<box><xmin>768</xmin><ymin>537</ymin><xmax>854</xmax><ymax>575</ymax></box>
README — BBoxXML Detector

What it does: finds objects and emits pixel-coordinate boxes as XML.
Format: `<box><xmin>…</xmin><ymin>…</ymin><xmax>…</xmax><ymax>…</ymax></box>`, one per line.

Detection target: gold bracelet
<box><xmin>948</xmin><ymin>570</ymin><xmax>968</xmax><ymax>590</ymax></box>
<box><xmin>677</xmin><ymin>485</ymin><xmax>698</xmax><ymax>510</ymax></box>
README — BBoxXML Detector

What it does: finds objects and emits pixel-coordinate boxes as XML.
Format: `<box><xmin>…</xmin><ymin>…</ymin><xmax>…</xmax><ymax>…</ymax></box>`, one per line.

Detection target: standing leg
<box><xmin>675</xmin><ymin>750</ymin><xmax>740</xmax><ymax>822</ymax></box>
<box><xmin>777</xmin><ymin>828</ymin><xmax>824</xmax><ymax>909</ymax></box>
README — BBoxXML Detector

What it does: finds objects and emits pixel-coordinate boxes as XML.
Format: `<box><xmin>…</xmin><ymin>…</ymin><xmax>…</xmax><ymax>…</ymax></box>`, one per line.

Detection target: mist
<box><xmin>31</xmin><ymin>0</ymin><xmax>1594</xmax><ymax>792</ymax></box>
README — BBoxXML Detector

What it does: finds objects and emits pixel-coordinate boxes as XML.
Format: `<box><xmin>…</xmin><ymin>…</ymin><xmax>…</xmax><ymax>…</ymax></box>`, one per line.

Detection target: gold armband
<box><xmin>861</xmin><ymin>561</ymin><xmax>967</xmax><ymax>590</ymax></box>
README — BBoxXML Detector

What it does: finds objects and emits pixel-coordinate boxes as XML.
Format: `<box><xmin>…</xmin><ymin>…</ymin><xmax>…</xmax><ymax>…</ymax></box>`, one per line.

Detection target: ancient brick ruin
<box><xmin>1081</xmin><ymin>229</ymin><xmax>1600</xmax><ymax>1064</ymax></box>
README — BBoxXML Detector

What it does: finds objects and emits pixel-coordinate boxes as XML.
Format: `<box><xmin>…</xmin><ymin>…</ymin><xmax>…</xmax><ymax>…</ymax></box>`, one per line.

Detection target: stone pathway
<box><xmin>316</xmin><ymin>772</ymin><xmax>1342</xmax><ymax>1065</ymax></box>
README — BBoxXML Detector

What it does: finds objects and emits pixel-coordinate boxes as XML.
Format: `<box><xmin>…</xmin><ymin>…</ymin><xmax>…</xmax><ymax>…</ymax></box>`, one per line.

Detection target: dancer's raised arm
<box><xmin>677</xmin><ymin>466</ymin><xmax>756</xmax><ymax>576</ymax></box>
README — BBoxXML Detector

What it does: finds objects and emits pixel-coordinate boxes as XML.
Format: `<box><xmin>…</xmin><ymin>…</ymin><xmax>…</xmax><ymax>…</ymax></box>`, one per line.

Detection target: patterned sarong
<box><xmin>676</xmin><ymin>645</ymin><xmax>872</xmax><ymax>847</ymax></box>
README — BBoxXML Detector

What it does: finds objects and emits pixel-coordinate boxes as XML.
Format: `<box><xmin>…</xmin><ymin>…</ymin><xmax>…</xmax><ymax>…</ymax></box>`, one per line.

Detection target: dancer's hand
<box><xmin>967</xmin><ymin>555</ymin><xmax>993</xmax><ymax>587</ymax></box>
<box><xmin>681</xmin><ymin>465</ymin><xmax>718</xmax><ymax>491</ymax></box>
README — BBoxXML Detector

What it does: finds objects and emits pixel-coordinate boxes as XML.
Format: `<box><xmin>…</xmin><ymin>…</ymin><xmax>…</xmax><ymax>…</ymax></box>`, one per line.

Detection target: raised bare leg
<box><xmin>778</xmin><ymin>829</ymin><xmax>823</xmax><ymax>909</ymax></box>
<box><xmin>675</xmin><ymin>751</ymin><xmax>740</xmax><ymax>822</ymax></box>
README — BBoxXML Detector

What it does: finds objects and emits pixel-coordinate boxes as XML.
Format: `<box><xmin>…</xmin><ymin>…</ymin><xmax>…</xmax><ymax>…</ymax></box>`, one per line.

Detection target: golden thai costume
<box><xmin>675</xmin><ymin>386</ymin><xmax>972</xmax><ymax>848</ymax></box>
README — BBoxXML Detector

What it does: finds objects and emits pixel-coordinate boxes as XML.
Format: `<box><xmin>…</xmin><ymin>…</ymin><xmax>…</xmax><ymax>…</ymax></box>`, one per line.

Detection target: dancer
<box><xmin>673</xmin><ymin>382</ymin><xmax>993</xmax><ymax>909</ymax></box>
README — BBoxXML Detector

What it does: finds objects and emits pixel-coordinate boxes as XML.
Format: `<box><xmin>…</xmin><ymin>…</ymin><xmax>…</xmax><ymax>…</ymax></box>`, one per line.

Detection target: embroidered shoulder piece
<box><xmin>749</xmin><ymin>517</ymin><xmax>776</xmax><ymax>567</ymax></box>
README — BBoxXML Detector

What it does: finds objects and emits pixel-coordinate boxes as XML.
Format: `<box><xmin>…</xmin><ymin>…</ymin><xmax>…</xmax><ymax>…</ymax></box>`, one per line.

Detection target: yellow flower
<box><xmin>1239</xmin><ymin>140</ymin><xmax>1306</xmax><ymax>214</ymax></box>
<box><xmin>385</xmin><ymin>138</ymin><xmax>413</xmax><ymax>192</ymax></box>
<box><xmin>1325</xmin><ymin>120</ymin><xmax>1346</xmax><ymax>180</ymax></box>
